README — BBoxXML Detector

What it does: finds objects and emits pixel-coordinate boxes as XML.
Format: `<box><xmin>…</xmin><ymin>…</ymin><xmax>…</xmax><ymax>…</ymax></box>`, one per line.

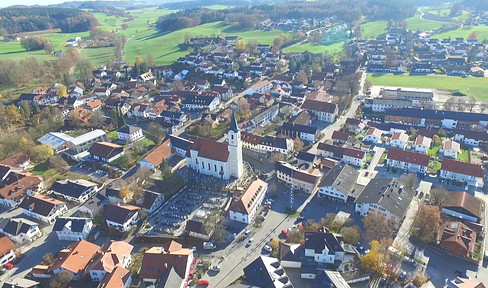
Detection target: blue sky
<box><xmin>0</xmin><ymin>0</ymin><xmax>92</xmax><ymax>8</ymax></box>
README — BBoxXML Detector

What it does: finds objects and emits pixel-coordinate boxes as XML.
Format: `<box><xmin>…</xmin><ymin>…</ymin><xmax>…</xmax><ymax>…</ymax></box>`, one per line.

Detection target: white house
<box><xmin>364</xmin><ymin>128</ymin><xmax>382</xmax><ymax>143</ymax></box>
<box><xmin>442</xmin><ymin>140</ymin><xmax>461</xmax><ymax>159</ymax></box>
<box><xmin>89</xmin><ymin>142</ymin><xmax>124</xmax><ymax>163</ymax></box>
<box><xmin>304</xmin><ymin>232</ymin><xmax>345</xmax><ymax>265</ymax></box>
<box><xmin>318</xmin><ymin>164</ymin><xmax>361</xmax><ymax>202</ymax></box>
<box><xmin>103</xmin><ymin>204</ymin><xmax>140</xmax><ymax>232</ymax></box>
<box><xmin>88</xmin><ymin>241</ymin><xmax>133</xmax><ymax>283</ymax></box>
<box><xmin>19</xmin><ymin>195</ymin><xmax>68</xmax><ymax>224</ymax></box>
<box><xmin>386</xmin><ymin>148</ymin><xmax>429</xmax><ymax>174</ymax></box>
<box><xmin>440</xmin><ymin>158</ymin><xmax>484</xmax><ymax>188</ymax></box>
<box><xmin>138</xmin><ymin>191</ymin><xmax>165</xmax><ymax>214</ymax></box>
<box><xmin>441</xmin><ymin>191</ymin><xmax>482</xmax><ymax>223</ymax></box>
<box><xmin>246</xmin><ymin>80</ymin><xmax>273</xmax><ymax>95</ymax></box>
<box><xmin>390</xmin><ymin>132</ymin><xmax>409</xmax><ymax>150</ymax></box>
<box><xmin>301</xmin><ymin>100</ymin><xmax>339</xmax><ymax>123</ymax></box>
<box><xmin>0</xmin><ymin>236</ymin><xmax>15</xmax><ymax>266</ymax></box>
<box><xmin>454</xmin><ymin>130</ymin><xmax>488</xmax><ymax>147</ymax></box>
<box><xmin>414</xmin><ymin>136</ymin><xmax>432</xmax><ymax>154</ymax></box>
<box><xmin>258</xmin><ymin>135</ymin><xmax>293</xmax><ymax>155</ymax></box>
<box><xmin>343</xmin><ymin>147</ymin><xmax>366</xmax><ymax>167</ymax></box>
<box><xmin>48</xmin><ymin>179</ymin><xmax>99</xmax><ymax>203</ymax></box>
<box><xmin>182</xmin><ymin>95</ymin><xmax>220</xmax><ymax>111</ymax></box>
<box><xmin>229</xmin><ymin>179</ymin><xmax>268</xmax><ymax>224</ymax></box>
<box><xmin>53</xmin><ymin>217</ymin><xmax>93</xmax><ymax>241</ymax></box>
<box><xmin>275</xmin><ymin>161</ymin><xmax>322</xmax><ymax>194</ymax></box>
<box><xmin>0</xmin><ymin>218</ymin><xmax>41</xmax><ymax>244</ymax></box>
<box><xmin>117</xmin><ymin>125</ymin><xmax>144</xmax><ymax>143</ymax></box>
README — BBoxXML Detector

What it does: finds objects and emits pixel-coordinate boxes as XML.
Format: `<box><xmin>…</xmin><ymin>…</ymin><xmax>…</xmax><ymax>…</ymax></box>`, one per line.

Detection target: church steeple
<box><xmin>229</xmin><ymin>111</ymin><xmax>239</xmax><ymax>133</ymax></box>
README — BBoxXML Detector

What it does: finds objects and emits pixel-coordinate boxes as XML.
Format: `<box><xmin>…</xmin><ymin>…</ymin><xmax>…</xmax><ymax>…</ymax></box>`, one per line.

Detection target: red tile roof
<box><xmin>331</xmin><ymin>130</ymin><xmax>349</xmax><ymax>142</ymax></box>
<box><xmin>387</xmin><ymin>148</ymin><xmax>429</xmax><ymax>166</ymax></box>
<box><xmin>230</xmin><ymin>179</ymin><xmax>268</xmax><ymax>214</ymax></box>
<box><xmin>189</xmin><ymin>137</ymin><xmax>229</xmax><ymax>162</ymax></box>
<box><xmin>139</xmin><ymin>240</ymin><xmax>193</xmax><ymax>280</ymax></box>
<box><xmin>301</xmin><ymin>100</ymin><xmax>337</xmax><ymax>114</ymax></box>
<box><xmin>344</xmin><ymin>147</ymin><xmax>365</xmax><ymax>159</ymax></box>
<box><xmin>241</xmin><ymin>132</ymin><xmax>263</xmax><ymax>145</ymax></box>
<box><xmin>143</xmin><ymin>139</ymin><xmax>171</xmax><ymax>167</ymax></box>
<box><xmin>0</xmin><ymin>236</ymin><xmax>14</xmax><ymax>257</ymax></box>
<box><xmin>49</xmin><ymin>240</ymin><xmax>101</xmax><ymax>274</ymax></box>
<box><xmin>441</xmin><ymin>158</ymin><xmax>484</xmax><ymax>178</ymax></box>
<box><xmin>99</xmin><ymin>266</ymin><xmax>131</xmax><ymax>288</ymax></box>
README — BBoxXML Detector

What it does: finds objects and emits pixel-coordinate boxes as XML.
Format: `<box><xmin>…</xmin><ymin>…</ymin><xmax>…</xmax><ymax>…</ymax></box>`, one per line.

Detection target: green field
<box><xmin>124</xmin><ymin>21</ymin><xmax>288</xmax><ymax>65</ymax></box>
<box><xmin>406</xmin><ymin>13</ymin><xmax>449</xmax><ymax>31</ymax></box>
<box><xmin>283</xmin><ymin>41</ymin><xmax>345</xmax><ymax>55</ymax></box>
<box><xmin>361</xmin><ymin>21</ymin><xmax>388</xmax><ymax>39</ymax></box>
<box><xmin>81</xmin><ymin>47</ymin><xmax>115</xmax><ymax>66</ymax></box>
<box><xmin>432</xmin><ymin>25</ymin><xmax>488</xmax><ymax>42</ymax></box>
<box><xmin>205</xmin><ymin>5</ymin><xmax>231</xmax><ymax>10</ymax></box>
<box><xmin>367</xmin><ymin>73</ymin><xmax>488</xmax><ymax>101</ymax></box>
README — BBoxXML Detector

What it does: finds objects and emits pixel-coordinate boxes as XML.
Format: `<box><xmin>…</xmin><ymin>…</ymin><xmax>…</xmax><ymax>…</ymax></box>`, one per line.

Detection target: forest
<box><xmin>0</xmin><ymin>7</ymin><xmax>98</xmax><ymax>34</ymax></box>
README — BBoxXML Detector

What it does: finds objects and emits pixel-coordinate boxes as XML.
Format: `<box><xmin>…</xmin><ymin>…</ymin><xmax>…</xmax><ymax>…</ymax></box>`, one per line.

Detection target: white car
<box><xmin>263</xmin><ymin>245</ymin><xmax>272</xmax><ymax>253</ymax></box>
<box><xmin>246</xmin><ymin>238</ymin><xmax>254</xmax><ymax>247</ymax></box>
<box><xmin>210</xmin><ymin>265</ymin><xmax>221</xmax><ymax>272</ymax></box>
<box><xmin>243</xmin><ymin>230</ymin><xmax>250</xmax><ymax>238</ymax></box>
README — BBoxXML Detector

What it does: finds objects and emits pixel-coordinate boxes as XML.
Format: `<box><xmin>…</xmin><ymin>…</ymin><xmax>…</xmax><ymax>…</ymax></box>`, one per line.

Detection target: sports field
<box><xmin>367</xmin><ymin>73</ymin><xmax>488</xmax><ymax>101</ymax></box>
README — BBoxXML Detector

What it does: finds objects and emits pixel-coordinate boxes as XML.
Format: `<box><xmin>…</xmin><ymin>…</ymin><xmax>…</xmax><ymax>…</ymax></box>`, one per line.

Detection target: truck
<box><xmin>203</xmin><ymin>242</ymin><xmax>216</xmax><ymax>250</ymax></box>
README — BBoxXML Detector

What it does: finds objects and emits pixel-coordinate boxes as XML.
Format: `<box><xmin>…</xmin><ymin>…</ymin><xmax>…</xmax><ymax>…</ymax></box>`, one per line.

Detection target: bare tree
<box><xmin>430</xmin><ymin>187</ymin><xmax>448</xmax><ymax>208</ymax></box>
<box><xmin>443</xmin><ymin>97</ymin><xmax>456</xmax><ymax>111</ymax></box>
<box><xmin>401</xmin><ymin>173</ymin><xmax>418</xmax><ymax>190</ymax></box>
<box><xmin>455</xmin><ymin>97</ymin><xmax>467</xmax><ymax>112</ymax></box>
<box><xmin>480</xmin><ymin>102</ymin><xmax>488</xmax><ymax>113</ymax></box>
<box><xmin>466</xmin><ymin>97</ymin><xmax>477</xmax><ymax>113</ymax></box>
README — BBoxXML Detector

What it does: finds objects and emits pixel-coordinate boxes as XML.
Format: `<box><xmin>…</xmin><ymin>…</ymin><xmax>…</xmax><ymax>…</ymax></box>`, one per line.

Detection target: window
<box><xmin>214</xmin><ymin>165</ymin><xmax>217</xmax><ymax>172</ymax></box>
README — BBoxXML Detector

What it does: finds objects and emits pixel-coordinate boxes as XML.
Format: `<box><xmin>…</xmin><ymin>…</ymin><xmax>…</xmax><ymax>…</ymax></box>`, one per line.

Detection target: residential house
<box><xmin>279</xmin><ymin>122</ymin><xmax>319</xmax><ymax>143</ymax></box>
<box><xmin>364</xmin><ymin>128</ymin><xmax>382</xmax><ymax>143</ymax></box>
<box><xmin>0</xmin><ymin>218</ymin><xmax>41</xmax><ymax>244</ymax></box>
<box><xmin>345</xmin><ymin>118</ymin><xmax>366</xmax><ymax>133</ymax></box>
<box><xmin>304</xmin><ymin>232</ymin><xmax>345</xmax><ymax>265</ymax></box>
<box><xmin>343</xmin><ymin>147</ymin><xmax>366</xmax><ymax>167</ymax></box>
<box><xmin>440</xmin><ymin>158</ymin><xmax>484</xmax><ymax>188</ymax></box>
<box><xmin>246</xmin><ymin>80</ymin><xmax>273</xmax><ymax>95</ymax></box>
<box><xmin>212</xmin><ymin>86</ymin><xmax>233</xmax><ymax>101</ymax></box>
<box><xmin>355</xmin><ymin>178</ymin><xmax>415</xmax><ymax>224</ymax></box>
<box><xmin>387</xmin><ymin>148</ymin><xmax>429</xmax><ymax>174</ymax></box>
<box><xmin>390</xmin><ymin>132</ymin><xmax>409</xmax><ymax>149</ymax></box>
<box><xmin>0</xmin><ymin>236</ymin><xmax>15</xmax><ymax>266</ymax></box>
<box><xmin>229</xmin><ymin>179</ymin><xmax>268</xmax><ymax>224</ymax></box>
<box><xmin>2</xmin><ymin>278</ymin><xmax>40</xmax><ymax>288</ymax></box>
<box><xmin>182</xmin><ymin>95</ymin><xmax>220</xmax><ymax>111</ymax></box>
<box><xmin>301</xmin><ymin>100</ymin><xmax>338</xmax><ymax>123</ymax></box>
<box><xmin>103</xmin><ymin>204</ymin><xmax>140</xmax><ymax>232</ymax></box>
<box><xmin>318</xmin><ymin>164</ymin><xmax>362</xmax><ymax>202</ymax></box>
<box><xmin>240</xmin><ymin>132</ymin><xmax>263</xmax><ymax>152</ymax></box>
<box><xmin>53</xmin><ymin>217</ymin><xmax>93</xmax><ymax>241</ymax></box>
<box><xmin>243</xmin><ymin>256</ymin><xmax>294</xmax><ymax>288</ymax></box>
<box><xmin>331</xmin><ymin>131</ymin><xmax>350</xmax><ymax>145</ymax></box>
<box><xmin>139</xmin><ymin>240</ymin><xmax>194</xmax><ymax>286</ymax></box>
<box><xmin>85</xmin><ymin>99</ymin><xmax>102</xmax><ymax>111</ymax></box>
<box><xmin>438</xmin><ymin>221</ymin><xmax>476</xmax><ymax>258</ymax></box>
<box><xmin>442</xmin><ymin>191</ymin><xmax>482</xmax><ymax>223</ymax></box>
<box><xmin>48</xmin><ymin>179</ymin><xmax>99</xmax><ymax>203</ymax></box>
<box><xmin>275</xmin><ymin>161</ymin><xmax>322</xmax><ymax>194</ymax></box>
<box><xmin>259</xmin><ymin>135</ymin><xmax>293</xmax><ymax>155</ymax></box>
<box><xmin>117</xmin><ymin>125</ymin><xmax>143</xmax><ymax>143</ymax></box>
<box><xmin>0</xmin><ymin>173</ymin><xmax>43</xmax><ymax>207</ymax></box>
<box><xmin>442</xmin><ymin>140</ymin><xmax>461</xmax><ymax>159</ymax></box>
<box><xmin>169</xmin><ymin>135</ymin><xmax>193</xmax><ymax>158</ymax></box>
<box><xmin>139</xmin><ymin>139</ymin><xmax>171</xmax><ymax>171</ymax></box>
<box><xmin>97</xmin><ymin>266</ymin><xmax>131</xmax><ymax>288</ymax></box>
<box><xmin>89</xmin><ymin>142</ymin><xmax>124</xmax><ymax>163</ymax></box>
<box><xmin>89</xmin><ymin>241</ymin><xmax>133</xmax><ymax>282</ymax></box>
<box><xmin>447</xmin><ymin>277</ymin><xmax>485</xmax><ymax>288</ymax></box>
<box><xmin>0</xmin><ymin>153</ymin><xmax>31</xmax><ymax>169</ymax></box>
<box><xmin>185</xmin><ymin>216</ymin><xmax>213</xmax><ymax>240</ymax></box>
<box><xmin>19</xmin><ymin>195</ymin><xmax>68</xmax><ymax>224</ymax></box>
<box><xmin>454</xmin><ymin>129</ymin><xmax>488</xmax><ymax>147</ymax></box>
<box><xmin>414</xmin><ymin>136</ymin><xmax>432</xmax><ymax>154</ymax></box>
<box><xmin>138</xmin><ymin>191</ymin><xmax>164</xmax><ymax>214</ymax></box>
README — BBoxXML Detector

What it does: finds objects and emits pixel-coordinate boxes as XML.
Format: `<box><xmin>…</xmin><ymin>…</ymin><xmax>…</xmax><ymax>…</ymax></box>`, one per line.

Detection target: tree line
<box><xmin>0</xmin><ymin>7</ymin><xmax>98</xmax><ymax>34</ymax></box>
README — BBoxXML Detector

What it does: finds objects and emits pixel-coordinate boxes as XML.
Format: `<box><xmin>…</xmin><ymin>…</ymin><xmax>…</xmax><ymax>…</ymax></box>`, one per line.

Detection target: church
<box><xmin>186</xmin><ymin>112</ymin><xmax>244</xmax><ymax>179</ymax></box>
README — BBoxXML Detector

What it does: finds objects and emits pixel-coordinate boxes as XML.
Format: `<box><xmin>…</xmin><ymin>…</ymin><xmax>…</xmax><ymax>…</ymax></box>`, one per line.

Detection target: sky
<box><xmin>0</xmin><ymin>0</ymin><xmax>117</xmax><ymax>8</ymax></box>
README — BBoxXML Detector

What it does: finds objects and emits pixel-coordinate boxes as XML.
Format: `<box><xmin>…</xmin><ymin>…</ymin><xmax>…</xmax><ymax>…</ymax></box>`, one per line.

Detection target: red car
<box><xmin>281</xmin><ymin>229</ymin><xmax>287</xmax><ymax>235</ymax></box>
<box><xmin>198</xmin><ymin>280</ymin><xmax>209</xmax><ymax>287</ymax></box>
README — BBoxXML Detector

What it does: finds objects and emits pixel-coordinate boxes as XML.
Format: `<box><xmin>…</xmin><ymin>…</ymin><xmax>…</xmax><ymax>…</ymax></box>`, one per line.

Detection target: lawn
<box><xmin>108</xmin><ymin>130</ymin><xmax>119</xmax><ymax>141</ymax></box>
<box><xmin>428</xmin><ymin>145</ymin><xmax>440</xmax><ymax>157</ymax></box>
<box><xmin>406</xmin><ymin>13</ymin><xmax>449</xmax><ymax>31</ymax></box>
<box><xmin>29</xmin><ymin>162</ymin><xmax>59</xmax><ymax>178</ymax></box>
<box><xmin>361</xmin><ymin>21</ymin><xmax>388</xmax><ymax>39</ymax></box>
<box><xmin>457</xmin><ymin>149</ymin><xmax>470</xmax><ymax>162</ymax></box>
<box><xmin>124</xmin><ymin>21</ymin><xmax>289</xmax><ymax>65</ymax></box>
<box><xmin>283</xmin><ymin>41</ymin><xmax>345</xmax><ymax>55</ymax></box>
<box><xmin>367</xmin><ymin>73</ymin><xmax>488</xmax><ymax>101</ymax></box>
<box><xmin>431</xmin><ymin>25</ymin><xmax>488</xmax><ymax>42</ymax></box>
<box><xmin>81</xmin><ymin>47</ymin><xmax>115</xmax><ymax>66</ymax></box>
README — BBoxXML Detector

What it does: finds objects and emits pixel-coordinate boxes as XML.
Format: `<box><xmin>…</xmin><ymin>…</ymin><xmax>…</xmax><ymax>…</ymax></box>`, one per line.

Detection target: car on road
<box><xmin>243</xmin><ymin>230</ymin><xmax>250</xmax><ymax>238</ymax></box>
<box><xmin>210</xmin><ymin>265</ymin><xmax>221</xmax><ymax>272</ymax></box>
<box><xmin>485</xmin><ymin>251</ymin><xmax>488</xmax><ymax>260</ymax></box>
<box><xmin>409</xmin><ymin>259</ymin><xmax>417</xmax><ymax>266</ymax></box>
<box><xmin>397</xmin><ymin>271</ymin><xmax>406</xmax><ymax>282</ymax></box>
<box><xmin>297</xmin><ymin>216</ymin><xmax>305</xmax><ymax>221</ymax></box>
<box><xmin>246</xmin><ymin>238</ymin><xmax>254</xmax><ymax>247</ymax></box>
<box><xmin>263</xmin><ymin>245</ymin><xmax>272</xmax><ymax>253</ymax></box>
<box><xmin>198</xmin><ymin>280</ymin><xmax>209</xmax><ymax>287</ymax></box>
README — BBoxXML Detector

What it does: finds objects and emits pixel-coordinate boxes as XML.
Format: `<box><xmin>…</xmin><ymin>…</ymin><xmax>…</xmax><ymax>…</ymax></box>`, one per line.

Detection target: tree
<box><xmin>432</xmin><ymin>135</ymin><xmax>441</xmax><ymax>145</ymax></box>
<box><xmin>171</xmin><ymin>80</ymin><xmax>185</xmax><ymax>91</ymax></box>
<box><xmin>468</xmin><ymin>31</ymin><xmax>478</xmax><ymax>40</ymax></box>
<box><xmin>41</xmin><ymin>253</ymin><xmax>56</xmax><ymax>265</ymax></box>
<box><xmin>273</xmin><ymin>35</ymin><xmax>285</xmax><ymax>49</ymax></box>
<box><xmin>119</xmin><ymin>187</ymin><xmax>132</xmax><ymax>200</ymax></box>
<box><xmin>50</xmin><ymin>270</ymin><xmax>73</xmax><ymax>288</ymax></box>
<box><xmin>443</xmin><ymin>97</ymin><xmax>456</xmax><ymax>111</ymax></box>
<box><xmin>49</xmin><ymin>155</ymin><xmax>68</xmax><ymax>174</ymax></box>
<box><xmin>430</xmin><ymin>187</ymin><xmax>448</xmax><ymax>208</ymax></box>
<box><xmin>466</xmin><ymin>97</ymin><xmax>477</xmax><ymax>113</ymax></box>
<box><xmin>56</xmin><ymin>84</ymin><xmax>67</xmax><ymax>97</ymax></box>
<box><xmin>110</xmin><ymin>108</ymin><xmax>118</xmax><ymax>127</ymax></box>
<box><xmin>361</xmin><ymin>240</ymin><xmax>385</xmax><ymax>275</ymax></box>
<box><xmin>246</xmin><ymin>40</ymin><xmax>258</xmax><ymax>53</ymax></box>
<box><xmin>293</xmin><ymin>137</ymin><xmax>304</xmax><ymax>152</ymax></box>
<box><xmin>455</xmin><ymin>97</ymin><xmax>467</xmax><ymax>112</ymax></box>
<box><xmin>363</xmin><ymin>211</ymin><xmax>396</xmax><ymax>242</ymax></box>
<box><xmin>401</xmin><ymin>173</ymin><xmax>418</xmax><ymax>190</ymax></box>
<box><xmin>19</xmin><ymin>101</ymin><xmax>32</xmax><ymax>120</ymax></box>
<box><xmin>412</xmin><ymin>204</ymin><xmax>442</xmax><ymax>243</ymax></box>
<box><xmin>75</xmin><ymin>58</ymin><xmax>94</xmax><ymax>81</ymax></box>
<box><xmin>296</xmin><ymin>69</ymin><xmax>308</xmax><ymax>85</ymax></box>
<box><xmin>87</xmin><ymin>110</ymin><xmax>105</xmax><ymax>128</ymax></box>
<box><xmin>340</xmin><ymin>226</ymin><xmax>361</xmax><ymax>244</ymax></box>
<box><xmin>235</xmin><ymin>39</ymin><xmax>246</xmax><ymax>52</ymax></box>
<box><xmin>270</xmin><ymin>152</ymin><xmax>285</xmax><ymax>163</ymax></box>
<box><xmin>387</xmin><ymin>19</ymin><xmax>395</xmax><ymax>30</ymax></box>
<box><xmin>35</xmin><ymin>144</ymin><xmax>54</xmax><ymax>163</ymax></box>
<box><xmin>147</xmin><ymin>122</ymin><xmax>165</xmax><ymax>144</ymax></box>
<box><xmin>145</xmin><ymin>52</ymin><xmax>156</xmax><ymax>68</ymax></box>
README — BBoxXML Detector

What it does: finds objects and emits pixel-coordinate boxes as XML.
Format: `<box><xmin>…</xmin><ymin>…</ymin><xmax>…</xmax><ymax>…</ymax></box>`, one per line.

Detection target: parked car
<box><xmin>243</xmin><ymin>230</ymin><xmax>250</xmax><ymax>238</ymax></box>
<box><xmin>263</xmin><ymin>245</ymin><xmax>272</xmax><ymax>253</ymax></box>
<box><xmin>409</xmin><ymin>259</ymin><xmax>417</xmax><ymax>266</ymax></box>
<box><xmin>397</xmin><ymin>271</ymin><xmax>406</xmax><ymax>281</ymax></box>
<box><xmin>198</xmin><ymin>280</ymin><xmax>209</xmax><ymax>287</ymax></box>
<box><xmin>210</xmin><ymin>265</ymin><xmax>221</xmax><ymax>272</ymax></box>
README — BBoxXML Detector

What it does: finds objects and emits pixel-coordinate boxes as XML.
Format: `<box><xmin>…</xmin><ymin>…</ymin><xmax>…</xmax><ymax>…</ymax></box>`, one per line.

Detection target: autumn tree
<box><xmin>363</xmin><ymin>211</ymin><xmax>396</xmax><ymax>242</ymax></box>
<box><xmin>171</xmin><ymin>80</ymin><xmax>185</xmax><ymax>91</ymax></box>
<box><xmin>50</xmin><ymin>270</ymin><xmax>73</xmax><ymax>288</ymax></box>
<box><xmin>340</xmin><ymin>226</ymin><xmax>361</xmax><ymax>244</ymax></box>
<box><xmin>270</xmin><ymin>152</ymin><xmax>285</xmax><ymax>163</ymax></box>
<box><xmin>145</xmin><ymin>52</ymin><xmax>156</xmax><ymax>68</ymax></box>
<box><xmin>56</xmin><ymin>84</ymin><xmax>67</xmax><ymax>97</ymax></box>
<box><xmin>401</xmin><ymin>173</ymin><xmax>418</xmax><ymax>190</ymax></box>
<box><xmin>296</xmin><ymin>69</ymin><xmax>308</xmax><ymax>85</ymax></box>
<box><xmin>293</xmin><ymin>137</ymin><xmax>304</xmax><ymax>152</ymax></box>
<box><xmin>235</xmin><ymin>39</ymin><xmax>246</xmax><ymax>52</ymax></box>
<box><xmin>41</xmin><ymin>253</ymin><xmax>56</xmax><ymax>265</ymax></box>
<box><xmin>466</xmin><ymin>97</ymin><xmax>477</xmax><ymax>113</ymax></box>
<box><xmin>34</xmin><ymin>144</ymin><xmax>54</xmax><ymax>163</ymax></box>
<box><xmin>49</xmin><ymin>155</ymin><xmax>69</xmax><ymax>174</ymax></box>
<box><xmin>246</xmin><ymin>40</ymin><xmax>258</xmax><ymax>53</ymax></box>
<box><xmin>468</xmin><ymin>31</ymin><xmax>478</xmax><ymax>40</ymax></box>
<box><xmin>412</xmin><ymin>204</ymin><xmax>442</xmax><ymax>243</ymax></box>
<box><xmin>443</xmin><ymin>97</ymin><xmax>456</xmax><ymax>111</ymax></box>
<box><xmin>119</xmin><ymin>187</ymin><xmax>132</xmax><ymax>201</ymax></box>
<box><xmin>432</xmin><ymin>135</ymin><xmax>441</xmax><ymax>145</ymax></box>
<box><xmin>361</xmin><ymin>240</ymin><xmax>385</xmax><ymax>275</ymax></box>
<box><xmin>146</xmin><ymin>122</ymin><xmax>166</xmax><ymax>144</ymax></box>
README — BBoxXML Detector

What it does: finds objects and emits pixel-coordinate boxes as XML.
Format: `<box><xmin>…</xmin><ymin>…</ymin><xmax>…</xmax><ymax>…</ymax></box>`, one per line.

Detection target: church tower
<box><xmin>228</xmin><ymin>111</ymin><xmax>243</xmax><ymax>179</ymax></box>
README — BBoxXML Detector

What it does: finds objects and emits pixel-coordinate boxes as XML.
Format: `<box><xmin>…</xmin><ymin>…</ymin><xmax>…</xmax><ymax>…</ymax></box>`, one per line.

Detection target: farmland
<box><xmin>283</xmin><ymin>41</ymin><xmax>344</xmax><ymax>55</ymax></box>
<box><xmin>431</xmin><ymin>25</ymin><xmax>488</xmax><ymax>42</ymax></box>
<box><xmin>361</xmin><ymin>21</ymin><xmax>388</xmax><ymax>39</ymax></box>
<box><xmin>367</xmin><ymin>74</ymin><xmax>488</xmax><ymax>101</ymax></box>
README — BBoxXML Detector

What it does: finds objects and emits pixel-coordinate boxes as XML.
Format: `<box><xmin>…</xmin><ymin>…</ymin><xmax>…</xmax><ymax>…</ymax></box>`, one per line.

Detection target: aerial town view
<box><xmin>1</xmin><ymin>0</ymin><xmax>488</xmax><ymax>287</ymax></box>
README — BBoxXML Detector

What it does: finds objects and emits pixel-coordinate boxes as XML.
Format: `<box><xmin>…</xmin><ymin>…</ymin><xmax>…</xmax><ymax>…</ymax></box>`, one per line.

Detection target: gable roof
<box><xmin>188</xmin><ymin>137</ymin><xmax>229</xmax><ymax>162</ymax></box>
<box><xmin>99</xmin><ymin>266</ymin><xmax>131</xmax><ymax>288</ymax></box>
<box><xmin>304</xmin><ymin>232</ymin><xmax>344</xmax><ymax>254</ymax></box>
<box><xmin>89</xmin><ymin>142</ymin><xmax>123</xmax><ymax>159</ymax></box>
<box><xmin>90</xmin><ymin>240</ymin><xmax>133</xmax><ymax>273</ymax></box>
<box><xmin>301</xmin><ymin>100</ymin><xmax>337</xmax><ymax>113</ymax></box>
<box><xmin>0</xmin><ymin>153</ymin><xmax>30</xmax><ymax>168</ymax></box>
<box><xmin>139</xmin><ymin>241</ymin><xmax>193</xmax><ymax>280</ymax></box>
<box><xmin>142</xmin><ymin>139</ymin><xmax>171</xmax><ymax>167</ymax></box>
<box><xmin>141</xmin><ymin>191</ymin><xmax>161</xmax><ymax>210</ymax></box>
<box><xmin>49</xmin><ymin>179</ymin><xmax>97</xmax><ymax>199</ymax></box>
<box><xmin>387</xmin><ymin>148</ymin><xmax>429</xmax><ymax>166</ymax></box>
<box><xmin>19</xmin><ymin>195</ymin><xmax>66</xmax><ymax>217</ymax></box>
<box><xmin>0</xmin><ymin>236</ymin><xmax>14</xmax><ymax>257</ymax></box>
<box><xmin>169</xmin><ymin>135</ymin><xmax>193</xmax><ymax>151</ymax></box>
<box><xmin>118</xmin><ymin>125</ymin><xmax>141</xmax><ymax>135</ymax></box>
<box><xmin>443</xmin><ymin>140</ymin><xmax>461</xmax><ymax>152</ymax></box>
<box><xmin>103</xmin><ymin>204</ymin><xmax>139</xmax><ymax>224</ymax></box>
<box><xmin>320</xmin><ymin>164</ymin><xmax>360</xmax><ymax>196</ymax></box>
<box><xmin>0</xmin><ymin>174</ymin><xmax>41</xmax><ymax>200</ymax></box>
<box><xmin>355</xmin><ymin>178</ymin><xmax>415</xmax><ymax>219</ymax></box>
<box><xmin>0</xmin><ymin>218</ymin><xmax>38</xmax><ymax>237</ymax></box>
<box><xmin>53</xmin><ymin>217</ymin><xmax>91</xmax><ymax>233</ymax></box>
<box><xmin>49</xmin><ymin>240</ymin><xmax>100</xmax><ymax>274</ymax></box>
<box><xmin>444</xmin><ymin>191</ymin><xmax>482</xmax><ymax>220</ymax></box>
<box><xmin>241</xmin><ymin>131</ymin><xmax>263</xmax><ymax>145</ymax></box>
<box><xmin>243</xmin><ymin>256</ymin><xmax>294</xmax><ymax>288</ymax></box>
<box><xmin>332</xmin><ymin>130</ymin><xmax>349</xmax><ymax>142</ymax></box>
<box><xmin>391</xmin><ymin>132</ymin><xmax>408</xmax><ymax>143</ymax></box>
<box><xmin>415</xmin><ymin>135</ymin><xmax>432</xmax><ymax>146</ymax></box>
<box><xmin>441</xmin><ymin>158</ymin><xmax>484</xmax><ymax>178</ymax></box>
<box><xmin>230</xmin><ymin>179</ymin><xmax>268</xmax><ymax>215</ymax></box>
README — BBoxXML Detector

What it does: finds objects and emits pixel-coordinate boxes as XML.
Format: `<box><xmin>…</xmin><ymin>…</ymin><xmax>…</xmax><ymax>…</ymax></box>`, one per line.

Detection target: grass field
<box><xmin>283</xmin><ymin>41</ymin><xmax>345</xmax><ymax>55</ymax></box>
<box><xmin>124</xmin><ymin>21</ymin><xmax>289</xmax><ymax>65</ymax></box>
<box><xmin>457</xmin><ymin>149</ymin><xmax>470</xmax><ymax>162</ymax></box>
<box><xmin>431</xmin><ymin>25</ymin><xmax>488</xmax><ymax>42</ymax></box>
<box><xmin>81</xmin><ymin>47</ymin><xmax>115</xmax><ymax>66</ymax></box>
<box><xmin>367</xmin><ymin>73</ymin><xmax>488</xmax><ymax>101</ymax></box>
<box><xmin>205</xmin><ymin>5</ymin><xmax>231</xmax><ymax>10</ymax></box>
<box><xmin>406</xmin><ymin>13</ymin><xmax>449</xmax><ymax>31</ymax></box>
<box><xmin>361</xmin><ymin>21</ymin><xmax>388</xmax><ymax>39</ymax></box>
